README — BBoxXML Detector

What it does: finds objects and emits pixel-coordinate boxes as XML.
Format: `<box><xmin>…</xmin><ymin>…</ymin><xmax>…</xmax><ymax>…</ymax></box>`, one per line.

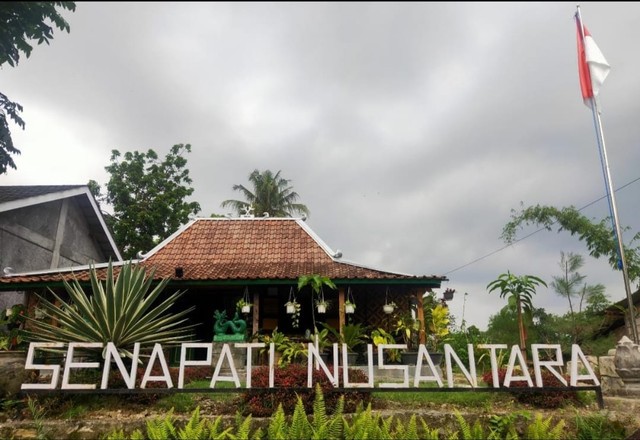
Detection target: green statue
<box><xmin>213</xmin><ymin>310</ymin><xmax>247</xmax><ymax>342</ymax></box>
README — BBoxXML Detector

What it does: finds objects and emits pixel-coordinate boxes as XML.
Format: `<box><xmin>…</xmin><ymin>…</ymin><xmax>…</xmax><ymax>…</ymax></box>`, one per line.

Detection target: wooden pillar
<box><xmin>252</xmin><ymin>292</ymin><xmax>260</xmax><ymax>336</ymax></box>
<box><xmin>338</xmin><ymin>286</ymin><xmax>345</xmax><ymax>332</ymax></box>
<box><xmin>415</xmin><ymin>288</ymin><xmax>426</xmax><ymax>345</ymax></box>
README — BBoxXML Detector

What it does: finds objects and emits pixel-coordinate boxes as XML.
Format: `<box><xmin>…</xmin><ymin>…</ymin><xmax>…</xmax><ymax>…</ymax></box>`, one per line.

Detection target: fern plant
<box><xmin>234</xmin><ymin>410</ymin><xmax>254</xmax><ymax>440</ymax></box>
<box><xmin>289</xmin><ymin>397</ymin><xmax>313</xmax><ymax>439</ymax></box>
<box><xmin>145</xmin><ymin>408</ymin><xmax>177</xmax><ymax>440</ymax></box>
<box><xmin>454</xmin><ymin>410</ymin><xmax>486</xmax><ymax>440</ymax></box>
<box><xmin>525</xmin><ymin>413</ymin><xmax>565</xmax><ymax>440</ymax></box>
<box><xmin>311</xmin><ymin>383</ymin><xmax>343</xmax><ymax>440</ymax></box>
<box><xmin>267</xmin><ymin>404</ymin><xmax>288</xmax><ymax>440</ymax></box>
<box><xmin>419</xmin><ymin>419</ymin><xmax>441</xmax><ymax>440</ymax></box>
<box><xmin>343</xmin><ymin>402</ymin><xmax>392</xmax><ymax>440</ymax></box>
<box><xmin>177</xmin><ymin>406</ymin><xmax>207</xmax><ymax>440</ymax></box>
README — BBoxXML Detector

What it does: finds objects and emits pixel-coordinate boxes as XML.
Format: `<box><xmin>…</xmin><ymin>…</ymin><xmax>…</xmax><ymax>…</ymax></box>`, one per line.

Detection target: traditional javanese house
<box><xmin>0</xmin><ymin>216</ymin><xmax>447</xmax><ymax>346</ymax></box>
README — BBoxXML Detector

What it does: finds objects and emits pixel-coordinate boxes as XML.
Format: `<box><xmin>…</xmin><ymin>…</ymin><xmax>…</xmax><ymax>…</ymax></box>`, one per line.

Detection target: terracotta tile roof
<box><xmin>0</xmin><ymin>217</ymin><xmax>447</xmax><ymax>286</ymax></box>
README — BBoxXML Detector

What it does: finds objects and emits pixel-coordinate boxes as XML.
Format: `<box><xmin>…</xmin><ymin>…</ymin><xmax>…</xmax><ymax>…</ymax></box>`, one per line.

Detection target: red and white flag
<box><xmin>576</xmin><ymin>14</ymin><xmax>610</xmax><ymax>107</ymax></box>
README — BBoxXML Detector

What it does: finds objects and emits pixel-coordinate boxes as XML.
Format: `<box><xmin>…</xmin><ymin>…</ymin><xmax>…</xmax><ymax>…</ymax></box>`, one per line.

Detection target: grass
<box><xmin>373</xmin><ymin>388</ymin><xmax>505</xmax><ymax>407</ymax></box>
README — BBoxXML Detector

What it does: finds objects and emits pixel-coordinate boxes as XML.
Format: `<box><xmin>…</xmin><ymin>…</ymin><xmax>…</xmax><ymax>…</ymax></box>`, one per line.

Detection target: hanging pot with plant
<box><xmin>345</xmin><ymin>287</ymin><xmax>356</xmax><ymax>314</ymax></box>
<box><xmin>315</xmin><ymin>299</ymin><xmax>330</xmax><ymax>314</ymax></box>
<box><xmin>237</xmin><ymin>287</ymin><xmax>253</xmax><ymax>314</ymax></box>
<box><xmin>285</xmin><ymin>287</ymin><xmax>298</xmax><ymax>314</ymax></box>
<box><xmin>383</xmin><ymin>287</ymin><xmax>396</xmax><ymax>314</ymax></box>
<box><xmin>298</xmin><ymin>274</ymin><xmax>336</xmax><ymax>330</ymax></box>
<box><xmin>284</xmin><ymin>287</ymin><xmax>301</xmax><ymax>328</ymax></box>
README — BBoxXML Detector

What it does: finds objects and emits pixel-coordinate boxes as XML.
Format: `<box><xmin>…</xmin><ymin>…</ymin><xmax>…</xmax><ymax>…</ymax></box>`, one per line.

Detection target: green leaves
<box><xmin>297</xmin><ymin>274</ymin><xmax>336</xmax><ymax>294</ymax></box>
<box><xmin>95</xmin><ymin>144</ymin><xmax>201</xmax><ymax>259</ymax></box>
<box><xmin>487</xmin><ymin>272</ymin><xmax>546</xmax><ymax>313</ymax></box>
<box><xmin>502</xmin><ymin>203</ymin><xmax>640</xmax><ymax>286</ymax></box>
<box><xmin>0</xmin><ymin>2</ymin><xmax>76</xmax><ymax>174</ymax></box>
<box><xmin>24</xmin><ymin>261</ymin><xmax>196</xmax><ymax>358</ymax></box>
<box><xmin>221</xmin><ymin>169</ymin><xmax>310</xmax><ymax>218</ymax></box>
<box><xmin>0</xmin><ymin>2</ymin><xmax>76</xmax><ymax>68</ymax></box>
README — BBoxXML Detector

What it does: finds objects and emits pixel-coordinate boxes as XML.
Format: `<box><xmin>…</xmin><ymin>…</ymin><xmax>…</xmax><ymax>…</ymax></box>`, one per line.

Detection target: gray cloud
<box><xmin>2</xmin><ymin>2</ymin><xmax>639</xmax><ymax>331</ymax></box>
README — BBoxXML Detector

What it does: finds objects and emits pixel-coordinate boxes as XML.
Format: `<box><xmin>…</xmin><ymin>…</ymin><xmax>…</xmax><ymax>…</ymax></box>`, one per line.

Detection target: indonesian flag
<box><xmin>576</xmin><ymin>14</ymin><xmax>610</xmax><ymax>107</ymax></box>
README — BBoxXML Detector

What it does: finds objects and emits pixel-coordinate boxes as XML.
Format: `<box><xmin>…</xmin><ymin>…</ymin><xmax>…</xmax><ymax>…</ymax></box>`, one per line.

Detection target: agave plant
<box><xmin>24</xmin><ymin>261</ymin><xmax>197</xmax><ymax>358</ymax></box>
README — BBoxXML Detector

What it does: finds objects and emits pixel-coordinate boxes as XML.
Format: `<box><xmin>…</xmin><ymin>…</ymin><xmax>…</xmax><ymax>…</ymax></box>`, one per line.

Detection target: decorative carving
<box><xmin>614</xmin><ymin>336</ymin><xmax>640</xmax><ymax>387</ymax></box>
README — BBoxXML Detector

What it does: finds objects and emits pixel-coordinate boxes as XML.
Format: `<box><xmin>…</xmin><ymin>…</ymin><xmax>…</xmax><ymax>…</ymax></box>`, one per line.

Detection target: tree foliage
<box><xmin>502</xmin><ymin>203</ymin><xmax>640</xmax><ymax>286</ymax></box>
<box><xmin>221</xmin><ymin>169</ymin><xmax>310</xmax><ymax>218</ymax></box>
<box><xmin>550</xmin><ymin>252</ymin><xmax>606</xmax><ymax>316</ymax></box>
<box><xmin>0</xmin><ymin>2</ymin><xmax>76</xmax><ymax>174</ymax></box>
<box><xmin>90</xmin><ymin>144</ymin><xmax>201</xmax><ymax>259</ymax></box>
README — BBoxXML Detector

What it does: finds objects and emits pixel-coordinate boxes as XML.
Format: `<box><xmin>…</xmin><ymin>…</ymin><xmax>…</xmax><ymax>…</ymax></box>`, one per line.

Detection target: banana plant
<box><xmin>24</xmin><ymin>261</ymin><xmax>197</xmax><ymax>359</ymax></box>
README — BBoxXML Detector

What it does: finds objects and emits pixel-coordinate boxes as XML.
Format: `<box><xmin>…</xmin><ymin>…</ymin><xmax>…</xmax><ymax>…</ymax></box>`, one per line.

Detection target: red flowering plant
<box><xmin>0</xmin><ymin>303</ymin><xmax>27</xmax><ymax>350</ymax></box>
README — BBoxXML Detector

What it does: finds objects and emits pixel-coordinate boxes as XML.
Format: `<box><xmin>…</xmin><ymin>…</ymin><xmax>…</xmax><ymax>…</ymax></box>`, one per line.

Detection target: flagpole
<box><xmin>576</xmin><ymin>5</ymin><xmax>639</xmax><ymax>344</ymax></box>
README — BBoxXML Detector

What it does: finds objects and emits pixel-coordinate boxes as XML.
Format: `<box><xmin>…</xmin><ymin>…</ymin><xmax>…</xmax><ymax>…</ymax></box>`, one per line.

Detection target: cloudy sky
<box><xmin>2</xmin><ymin>2</ymin><xmax>639</xmax><ymax>331</ymax></box>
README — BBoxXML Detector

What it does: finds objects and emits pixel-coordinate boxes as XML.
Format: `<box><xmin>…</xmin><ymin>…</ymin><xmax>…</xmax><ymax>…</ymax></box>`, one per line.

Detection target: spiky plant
<box><xmin>24</xmin><ymin>261</ymin><xmax>197</xmax><ymax>358</ymax></box>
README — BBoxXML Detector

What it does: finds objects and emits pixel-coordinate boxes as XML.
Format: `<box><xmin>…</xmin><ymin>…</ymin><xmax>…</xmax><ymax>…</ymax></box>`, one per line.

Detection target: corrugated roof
<box><xmin>0</xmin><ymin>185</ymin><xmax>85</xmax><ymax>203</ymax></box>
<box><xmin>0</xmin><ymin>217</ymin><xmax>446</xmax><ymax>286</ymax></box>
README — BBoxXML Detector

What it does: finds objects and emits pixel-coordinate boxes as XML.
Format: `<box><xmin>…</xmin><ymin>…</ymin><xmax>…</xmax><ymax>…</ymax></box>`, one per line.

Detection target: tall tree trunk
<box><xmin>517</xmin><ymin>298</ymin><xmax>528</xmax><ymax>364</ymax></box>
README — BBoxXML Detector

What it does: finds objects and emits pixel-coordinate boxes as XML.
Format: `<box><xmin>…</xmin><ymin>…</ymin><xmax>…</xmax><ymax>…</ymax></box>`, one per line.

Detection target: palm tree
<box><xmin>487</xmin><ymin>271</ymin><xmax>547</xmax><ymax>360</ymax></box>
<box><xmin>221</xmin><ymin>169</ymin><xmax>310</xmax><ymax>218</ymax></box>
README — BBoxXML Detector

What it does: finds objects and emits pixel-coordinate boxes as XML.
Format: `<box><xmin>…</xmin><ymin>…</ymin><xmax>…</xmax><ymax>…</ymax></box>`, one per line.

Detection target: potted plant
<box><xmin>298</xmin><ymin>274</ymin><xmax>336</xmax><ymax>328</ymax></box>
<box><xmin>425</xmin><ymin>303</ymin><xmax>451</xmax><ymax>365</ymax></box>
<box><xmin>237</xmin><ymin>287</ymin><xmax>253</xmax><ymax>314</ymax></box>
<box><xmin>255</xmin><ymin>327</ymin><xmax>290</xmax><ymax>366</ymax></box>
<box><xmin>383</xmin><ymin>302</ymin><xmax>397</xmax><ymax>314</ymax></box>
<box><xmin>284</xmin><ymin>286</ymin><xmax>301</xmax><ymax>328</ymax></box>
<box><xmin>370</xmin><ymin>327</ymin><xmax>401</xmax><ymax>364</ymax></box>
<box><xmin>315</xmin><ymin>298</ymin><xmax>331</xmax><ymax>314</ymax></box>
<box><xmin>309</xmin><ymin>325</ymin><xmax>335</xmax><ymax>363</ymax></box>
<box><xmin>345</xmin><ymin>300</ymin><xmax>356</xmax><ymax>314</ymax></box>
<box><xmin>345</xmin><ymin>287</ymin><xmax>356</xmax><ymax>314</ymax></box>
<box><xmin>394</xmin><ymin>312</ymin><xmax>421</xmax><ymax>365</ymax></box>
<box><xmin>237</xmin><ymin>298</ymin><xmax>252</xmax><ymax>314</ymax></box>
<box><xmin>322</xmin><ymin>322</ymin><xmax>368</xmax><ymax>365</ymax></box>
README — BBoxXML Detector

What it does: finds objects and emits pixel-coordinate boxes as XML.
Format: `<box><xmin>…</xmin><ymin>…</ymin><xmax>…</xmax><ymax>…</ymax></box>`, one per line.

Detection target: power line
<box><xmin>444</xmin><ymin>176</ymin><xmax>640</xmax><ymax>276</ymax></box>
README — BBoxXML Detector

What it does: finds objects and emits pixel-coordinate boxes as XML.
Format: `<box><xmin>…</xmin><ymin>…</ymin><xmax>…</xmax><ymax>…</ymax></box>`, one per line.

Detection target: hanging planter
<box><xmin>285</xmin><ymin>287</ymin><xmax>301</xmax><ymax>328</ymax></box>
<box><xmin>442</xmin><ymin>288</ymin><xmax>455</xmax><ymax>302</ymax></box>
<box><xmin>316</xmin><ymin>301</ymin><xmax>328</xmax><ymax>314</ymax></box>
<box><xmin>237</xmin><ymin>287</ymin><xmax>253</xmax><ymax>314</ymax></box>
<box><xmin>383</xmin><ymin>287</ymin><xmax>396</xmax><ymax>314</ymax></box>
<box><xmin>345</xmin><ymin>287</ymin><xmax>356</xmax><ymax>314</ymax></box>
<box><xmin>285</xmin><ymin>287</ymin><xmax>298</xmax><ymax>314</ymax></box>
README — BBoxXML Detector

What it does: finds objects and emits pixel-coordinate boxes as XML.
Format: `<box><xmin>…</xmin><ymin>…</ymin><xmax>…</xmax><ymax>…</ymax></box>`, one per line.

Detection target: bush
<box><xmin>241</xmin><ymin>363</ymin><xmax>371</xmax><ymax>416</ymax></box>
<box><xmin>481</xmin><ymin>367</ymin><xmax>580</xmax><ymax>409</ymax></box>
